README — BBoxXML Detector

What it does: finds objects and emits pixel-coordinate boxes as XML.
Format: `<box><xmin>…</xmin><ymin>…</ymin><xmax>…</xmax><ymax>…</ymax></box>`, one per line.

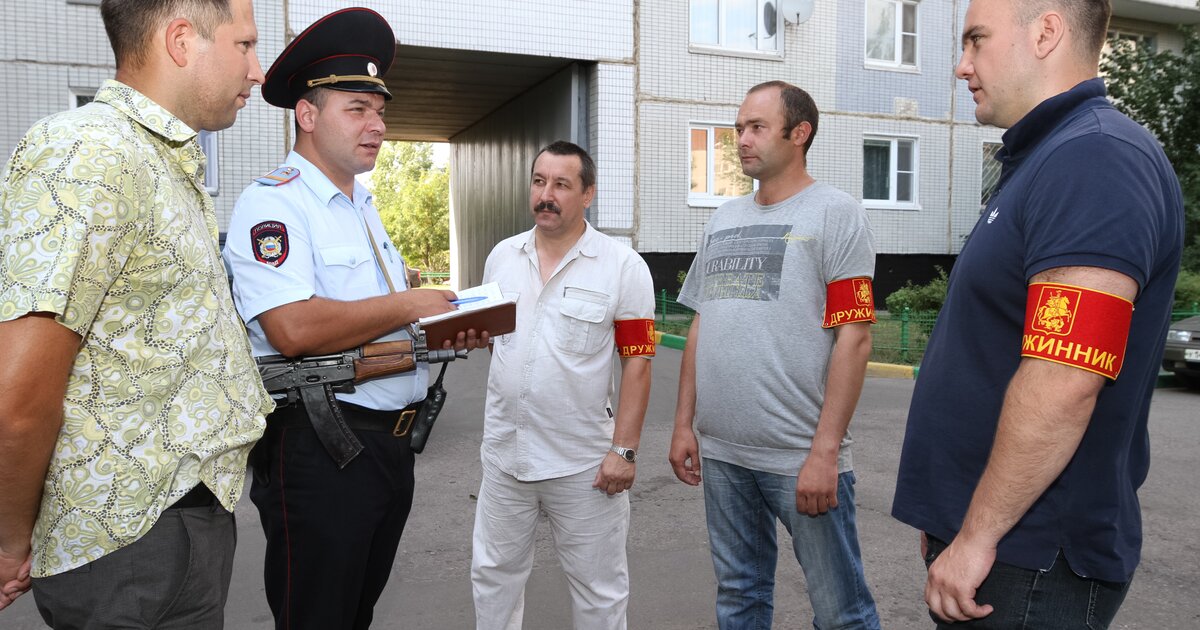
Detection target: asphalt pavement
<box><xmin>4</xmin><ymin>347</ymin><xmax>1198</xmax><ymax>629</ymax></box>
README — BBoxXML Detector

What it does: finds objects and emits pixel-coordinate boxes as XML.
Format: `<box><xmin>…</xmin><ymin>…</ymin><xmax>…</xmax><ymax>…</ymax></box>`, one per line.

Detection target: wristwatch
<box><xmin>610</xmin><ymin>445</ymin><xmax>636</xmax><ymax>463</ymax></box>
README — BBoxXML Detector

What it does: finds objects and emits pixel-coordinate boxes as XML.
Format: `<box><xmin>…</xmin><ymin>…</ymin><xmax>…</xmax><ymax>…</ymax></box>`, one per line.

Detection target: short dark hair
<box><xmin>1017</xmin><ymin>0</ymin><xmax>1112</xmax><ymax>62</ymax></box>
<box><xmin>532</xmin><ymin>141</ymin><xmax>596</xmax><ymax>190</ymax></box>
<box><xmin>101</xmin><ymin>0</ymin><xmax>233</xmax><ymax>69</ymax></box>
<box><xmin>296</xmin><ymin>87</ymin><xmax>332</xmax><ymax>109</ymax></box>
<box><xmin>293</xmin><ymin>87</ymin><xmax>332</xmax><ymax>132</ymax></box>
<box><xmin>747</xmin><ymin>80</ymin><xmax>819</xmax><ymax>155</ymax></box>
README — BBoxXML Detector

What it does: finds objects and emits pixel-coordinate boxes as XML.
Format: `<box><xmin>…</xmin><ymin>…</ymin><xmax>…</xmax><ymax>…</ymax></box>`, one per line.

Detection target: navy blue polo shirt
<box><xmin>892</xmin><ymin>79</ymin><xmax>1184</xmax><ymax>582</ymax></box>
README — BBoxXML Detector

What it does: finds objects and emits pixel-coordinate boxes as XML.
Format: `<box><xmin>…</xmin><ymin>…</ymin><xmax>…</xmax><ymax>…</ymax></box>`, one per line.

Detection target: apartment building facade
<box><xmin>1</xmin><ymin>0</ymin><xmax>1195</xmax><ymax>294</ymax></box>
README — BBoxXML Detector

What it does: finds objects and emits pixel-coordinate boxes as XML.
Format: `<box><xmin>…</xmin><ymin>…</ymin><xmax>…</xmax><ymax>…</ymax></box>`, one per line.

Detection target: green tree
<box><xmin>1102</xmin><ymin>26</ymin><xmax>1200</xmax><ymax>272</ymax></box>
<box><xmin>371</xmin><ymin>141</ymin><xmax>450</xmax><ymax>272</ymax></box>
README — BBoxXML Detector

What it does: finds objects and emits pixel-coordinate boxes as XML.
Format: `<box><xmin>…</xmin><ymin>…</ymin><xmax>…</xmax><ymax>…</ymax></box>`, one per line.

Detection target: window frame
<box><xmin>980</xmin><ymin>141</ymin><xmax>1003</xmax><ymax>212</ymax></box>
<box><xmin>69</xmin><ymin>88</ymin><xmax>96</xmax><ymax>110</ymax></box>
<box><xmin>864</xmin><ymin>0</ymin><xmax>919</xmax><ymax>71</ymax></box>
<box><xmin>862</xmin><ymin>134</ymin><xmax>919</xmax><ymax>210</ymax></box>
<box><xmin>688</xmin><ymin>0</ymin><xmax>784</xmax><ymax>59</ymax></box>
<box><xmin>199</xmin><ymin>131</ymin><xmax>220</xmax><ymax>196</ymax></box>
<box><xmin>687</xmin><ymin>123</ymin><xmax>756</xmax><ymax>208</ymax></box>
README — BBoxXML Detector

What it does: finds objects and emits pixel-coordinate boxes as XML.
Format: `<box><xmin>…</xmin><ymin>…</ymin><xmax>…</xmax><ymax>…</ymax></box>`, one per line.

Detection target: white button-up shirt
<box><xmin>224</xmin><ymin>151</ymin><xmax>426</xmax><ymax>410</ymax></box>
<box><xmin>482</xmin><ymin>223</ymin><xmax>655</xmax><ymax>481</ymax></box>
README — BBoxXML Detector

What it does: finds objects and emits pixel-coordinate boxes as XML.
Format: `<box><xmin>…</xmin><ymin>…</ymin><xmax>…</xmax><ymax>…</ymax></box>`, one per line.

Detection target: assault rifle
<box><xmin>256</xmin><ymin>328</ymin><xmax>464</xmax><ymax>468</ymax></box>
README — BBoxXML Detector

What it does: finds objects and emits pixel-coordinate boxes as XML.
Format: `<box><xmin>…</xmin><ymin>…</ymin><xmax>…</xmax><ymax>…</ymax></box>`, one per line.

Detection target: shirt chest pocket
<box><xmin>317</xmin><ymin>244</ymin><xmax>378</xmax><ymax>298</ymax></box>
<box><xmin>557</xmin><ymin>287</ymin><xmax>612</xmax><ymax>356</ymax></box>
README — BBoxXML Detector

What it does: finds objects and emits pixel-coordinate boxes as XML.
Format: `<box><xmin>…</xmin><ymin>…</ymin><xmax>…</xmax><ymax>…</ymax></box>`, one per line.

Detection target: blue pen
<box><xmin>451</xmin><ymin>296</ymin><xmax>487</xmax><ymax>305</ymax></box>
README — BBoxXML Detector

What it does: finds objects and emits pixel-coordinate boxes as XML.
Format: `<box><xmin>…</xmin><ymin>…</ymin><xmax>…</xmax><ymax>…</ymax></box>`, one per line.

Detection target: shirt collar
<box><xmin>999</xmin><ymin>78</ymin><xmax>1107</xmax><ymax>160</ymax></box>
<box><xmin>515</xmin><ymin>221</ymin><xmax>600</xmax><ymax>258</ymax></box>
<box><xmin>94</xmin><ymin>79</ymin><xmax>198</xmax><ymax>143</ymax></box>
<box><xmin>285</xmin><ymin>151</ymin><xmax>373</xmax><ymax>208</ymax></box>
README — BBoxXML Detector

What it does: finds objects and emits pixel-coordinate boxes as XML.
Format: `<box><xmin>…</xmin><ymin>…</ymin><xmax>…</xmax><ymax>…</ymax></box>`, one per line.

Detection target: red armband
<box><xmin>615</xmin><ymin>319</ymin><xmax>656</xmax><ymax>357</ymax></box>
<box><xmin>822</xmin><ymin>277</ymin><xmax>876</xmax><ymax>328</ymax></box>
<box><xmin>1021</xmin><ymin>282</ymin><xmax>1133</xmax><ymax>380</ymax></box>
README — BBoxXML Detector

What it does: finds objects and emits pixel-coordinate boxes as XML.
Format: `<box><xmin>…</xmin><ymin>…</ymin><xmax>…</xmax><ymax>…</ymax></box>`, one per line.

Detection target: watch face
<box><xmin>621</xmin><ymin>449</ymin><xmax>636</xmax><ymax>462</ymax></box>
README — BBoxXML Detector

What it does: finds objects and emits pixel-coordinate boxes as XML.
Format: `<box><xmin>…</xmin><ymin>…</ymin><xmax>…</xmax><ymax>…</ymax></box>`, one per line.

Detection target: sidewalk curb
<box><xmin>866</xmin><ymin>362</ymin><xmax>917</xmax><ymax>379</ymax></box>
<box><xmin>655</xmin><ymin>332</ymin><xmax>919</xmax><ymax>379</ymax></box>
<box><xmin>655</xmin><ymin>331</ymin><xmax>687</xmax><ymax>351</ymax></box>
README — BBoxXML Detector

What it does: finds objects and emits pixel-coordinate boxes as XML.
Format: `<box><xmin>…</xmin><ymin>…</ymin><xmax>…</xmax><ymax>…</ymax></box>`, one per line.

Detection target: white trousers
<box><xmin>471</xmin><ymin>457</ymin><xmax>631</xmax><ymax>630</ymax></box>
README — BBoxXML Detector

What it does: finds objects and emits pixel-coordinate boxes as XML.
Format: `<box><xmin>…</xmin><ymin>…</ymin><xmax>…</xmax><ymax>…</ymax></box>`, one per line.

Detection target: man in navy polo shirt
<box><xmin>892</xmin><ymin>0</ymin><xmax>1184</xmax><ymax>627</ymax></box>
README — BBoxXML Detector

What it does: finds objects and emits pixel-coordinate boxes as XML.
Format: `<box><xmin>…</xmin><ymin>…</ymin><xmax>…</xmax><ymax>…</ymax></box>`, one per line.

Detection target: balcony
<box><xmin>1112</xmin><ymin>0</ymin><xmax>1200</xmax><ymax>25</ymax></box>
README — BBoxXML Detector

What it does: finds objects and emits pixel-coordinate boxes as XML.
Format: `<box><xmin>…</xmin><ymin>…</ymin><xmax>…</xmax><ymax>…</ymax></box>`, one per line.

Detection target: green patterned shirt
<box><xmin>0</xmin><ymin>80</ymin><xmax>274</xmax><ymax>577</ymax></box>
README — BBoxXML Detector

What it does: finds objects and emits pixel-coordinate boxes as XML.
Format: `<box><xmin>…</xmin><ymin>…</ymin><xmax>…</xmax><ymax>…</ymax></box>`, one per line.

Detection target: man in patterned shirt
<box><xmin>0</xmin><ymin>0</ymin><xmax>273</xmax><ymax>626</ymax></box>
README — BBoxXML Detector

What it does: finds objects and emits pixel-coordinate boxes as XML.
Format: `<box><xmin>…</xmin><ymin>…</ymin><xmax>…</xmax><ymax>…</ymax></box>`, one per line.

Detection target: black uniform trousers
<box><xmin>250</xmin><ymin>401</ymin><xmax>417</xmax><ymax>630</ymax></box>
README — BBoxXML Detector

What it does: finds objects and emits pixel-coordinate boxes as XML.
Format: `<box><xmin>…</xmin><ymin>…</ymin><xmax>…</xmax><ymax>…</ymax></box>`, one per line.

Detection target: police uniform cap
<box><xmin>262</xmin><ymin>7</ymin><xmax>396</xmax><ymax>109</ymax></box>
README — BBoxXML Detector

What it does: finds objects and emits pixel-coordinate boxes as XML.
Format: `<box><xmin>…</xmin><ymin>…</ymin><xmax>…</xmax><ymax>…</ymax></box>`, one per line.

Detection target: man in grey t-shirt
<box><xmin>669</xmin><ymin>81</ymin><xmax>880</xmax><ymax>629</ymax></box>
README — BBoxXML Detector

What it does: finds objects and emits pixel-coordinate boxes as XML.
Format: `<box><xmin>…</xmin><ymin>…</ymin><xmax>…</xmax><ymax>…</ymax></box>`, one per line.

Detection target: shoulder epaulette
<box><xmin>255</xmin><ymin>165</ymin><xmax>300</xmax><ymax>186</ymax></box>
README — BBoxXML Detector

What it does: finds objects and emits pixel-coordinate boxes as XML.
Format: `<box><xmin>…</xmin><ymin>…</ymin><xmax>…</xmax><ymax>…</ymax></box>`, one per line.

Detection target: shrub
<box><xmin>884</xmin><ymin>267</ymin><xmax>949</xmax><ymax>314</ymax></box>
<box><xmin>1176</xmin><ymin>269</ymin><xmax>1200</xmax><ymax>311</ymax></box>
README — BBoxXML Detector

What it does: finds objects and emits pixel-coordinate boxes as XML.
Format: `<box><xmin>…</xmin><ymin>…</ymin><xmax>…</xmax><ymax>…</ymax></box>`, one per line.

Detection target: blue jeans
<box><xmin>923</xmin><ymin>535</ymin><xmax>1131</xmax><ymax>629</ymax></box>
<box><xmin>702</xmin><ymin>458</ymin><xmax>880</xmax><ymax>630</ymax></box>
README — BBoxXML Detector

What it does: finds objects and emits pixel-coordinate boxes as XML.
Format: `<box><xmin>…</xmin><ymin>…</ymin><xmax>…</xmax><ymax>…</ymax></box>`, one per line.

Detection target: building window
<box><xmin>199</xmin><ymin>131</ymin><xmax>220</xmax><ymax>196</ymax></box>
<box><xmin>865</xmin><ymin>0</ymin><xmax>917</xmax><ymax>69</ymax></box>
<box><xmin>980</xmin><ymin>142</ymin><xmax>1002</xmax><ymax>210</ymax></box>
<box><xmin>1103</xmin><ymin>28</ymin><xmax>1156</xmax><ymax>58</ymax></box>
<box><xmin>70</xmin><ymin>89</ymin><xmax>96</xmax><ymax>109</ymax></box>
<box><xmin>690</xmin><ymin>0</ymin><xmax>781</xmax><ymax>55</ymax></box>
<box><xmin>863</xmin><ymin>136</ymin><xmax>917</xmax><ymax>207</ymax></box>
<box><xmin>689</xmin><ymin>125</ymin><xmax>753</xmax><ymax>204</ymax></box>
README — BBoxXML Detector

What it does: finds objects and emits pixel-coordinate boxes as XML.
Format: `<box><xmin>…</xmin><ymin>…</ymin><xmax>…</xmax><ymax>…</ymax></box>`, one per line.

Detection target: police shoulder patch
<box><xmin>255</xmin><ymin>166</ymin><xmax>300</xmax><ymax>186</ymax></box>
<box><xmin>251</xmin><ymin>221</ymin><xmax>289</xmax><ymax>267</ymax></box>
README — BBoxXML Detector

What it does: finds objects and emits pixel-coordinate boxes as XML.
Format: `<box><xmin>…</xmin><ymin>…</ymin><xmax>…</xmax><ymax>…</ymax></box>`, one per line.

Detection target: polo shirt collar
<box><xmin>285</xmin><ymin>150</ymin><xmax>373</xmax><ymax>208</ymax></box>
<box><xmin>999</xmin><ymin>78</ymin><xmax>1107</xmax><ymax>159</ymax></box>
<box><xmin>95</xmin><ymin>79</ymin><xmax>198</xmax><ymax>144</ymax></box>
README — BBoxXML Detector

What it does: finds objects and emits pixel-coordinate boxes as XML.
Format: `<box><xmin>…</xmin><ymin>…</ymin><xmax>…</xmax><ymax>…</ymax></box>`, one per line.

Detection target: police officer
<box><xmin>223</xmin><ymin>8</ymin><xmax>485</xmax><ymax>629</ymax></box>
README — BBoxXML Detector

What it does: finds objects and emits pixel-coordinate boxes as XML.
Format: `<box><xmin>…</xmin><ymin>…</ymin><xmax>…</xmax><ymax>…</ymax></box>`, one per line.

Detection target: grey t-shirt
<box><xmin>678</xmin><ymin>182</ymin><xmax>875</xmax><ymax>476</ymax></box>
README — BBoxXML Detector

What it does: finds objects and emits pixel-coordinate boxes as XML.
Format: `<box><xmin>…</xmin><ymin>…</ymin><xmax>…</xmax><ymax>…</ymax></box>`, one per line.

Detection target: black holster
<box><xmin>409</xmin><ymin>363</ymin><xmax>448</xmax><ymax>454</ymax></box>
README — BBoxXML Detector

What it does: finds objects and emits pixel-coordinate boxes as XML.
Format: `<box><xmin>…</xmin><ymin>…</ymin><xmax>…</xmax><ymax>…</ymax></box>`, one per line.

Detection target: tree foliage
<box><xmin>371</xmin><ymin>142</ymin><xmax>450</xmax><ymax>272</ymax></box>
<box><xmin>1102</xmin><ymin>26</ymin><xmax>1200</xmax><ymax>272</ymax></box>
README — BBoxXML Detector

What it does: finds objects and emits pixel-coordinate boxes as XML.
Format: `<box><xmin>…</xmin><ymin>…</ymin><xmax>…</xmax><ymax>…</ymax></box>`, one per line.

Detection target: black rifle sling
<box><xmin>299</xmin><ymin>383</ymin><xmax>364</xmax><ymax>469</ymax></box>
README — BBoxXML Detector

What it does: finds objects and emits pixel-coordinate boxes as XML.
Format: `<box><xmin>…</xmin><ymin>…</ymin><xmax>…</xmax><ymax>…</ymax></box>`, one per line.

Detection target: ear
<box><xmin>295</xmin><ymin>99</ymin><xmax>319</xmax><ymax>133</ymax></box>
<box><xmin>582</xmin><ymin>184</ymin><xmax>597</xmax><ymax>209</ymax></box>
<box><xmin>790</xmin><ymin>121</ymin><xmax>812</xmax><ymax>148</ymax></box>
<box><xmin>164</xmin><ymin>18</ymin><xmax>195</xmax><ymax>68</ymax></box>
<box><xmin>1033</xmin><ymin>11</ymin><xmax>1066</xmax><ymax>59</ymax></box>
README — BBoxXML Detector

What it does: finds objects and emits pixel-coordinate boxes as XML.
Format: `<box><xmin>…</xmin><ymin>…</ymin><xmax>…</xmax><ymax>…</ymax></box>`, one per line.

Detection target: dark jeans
<box><xmin>923</xmin><ymin>535</ymin><xmax>1131</xmax><ymax>629</ymax></box>
<box><xmin>32</xmin><ymin>497</ymin><xmax>235</xmax><ymax>629</ymax></box>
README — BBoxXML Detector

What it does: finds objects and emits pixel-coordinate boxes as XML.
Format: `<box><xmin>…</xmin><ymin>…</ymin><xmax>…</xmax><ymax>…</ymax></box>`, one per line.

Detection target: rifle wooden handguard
<box><xmin>354</xmin><ymin>340</ymin><xmax>417</xmax><ymax>382</ymax></box>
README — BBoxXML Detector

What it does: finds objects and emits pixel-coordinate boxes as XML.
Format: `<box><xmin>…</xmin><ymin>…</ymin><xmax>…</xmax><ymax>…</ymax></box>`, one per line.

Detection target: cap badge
<box><xmin>367</xmin><ymin>62</ymin><xmax>379</xmax><ymax>77</ymax></box>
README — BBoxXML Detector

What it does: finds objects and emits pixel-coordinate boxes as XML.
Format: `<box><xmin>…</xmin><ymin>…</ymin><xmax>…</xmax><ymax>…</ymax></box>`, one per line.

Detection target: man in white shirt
<box><xmin>471</xmin><ymin>141</ymin><xmax>656</xmax><ymax>630</ymax></box>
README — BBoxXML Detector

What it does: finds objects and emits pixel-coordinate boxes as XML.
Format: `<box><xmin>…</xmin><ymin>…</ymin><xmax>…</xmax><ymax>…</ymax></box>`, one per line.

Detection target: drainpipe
<box><xmin>947</xmin><ymin>0</ymin><xmax>960</xmax><ymax>256</ymax></box>
<box><xmin>281</xmin><ymin>0</ymin><xmax>293</xmax><ymax>154</ymax></box>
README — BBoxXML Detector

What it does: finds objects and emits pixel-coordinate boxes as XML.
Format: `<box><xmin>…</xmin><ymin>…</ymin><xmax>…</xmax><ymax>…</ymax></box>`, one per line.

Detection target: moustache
<box><xmin>535</xmin><ymin>201</ymin><xmax>561</xmax><ymax>214</ymax></box>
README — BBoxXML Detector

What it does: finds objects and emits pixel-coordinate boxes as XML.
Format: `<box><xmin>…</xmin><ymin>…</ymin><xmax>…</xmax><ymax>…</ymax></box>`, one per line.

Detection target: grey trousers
<box><xmin>31</xmin><ymin>504</ymin><xmax>236</xmax><ymax>630</ymax></box>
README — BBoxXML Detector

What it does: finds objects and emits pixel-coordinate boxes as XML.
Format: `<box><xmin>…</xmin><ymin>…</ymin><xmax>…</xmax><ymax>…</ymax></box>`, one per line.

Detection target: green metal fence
<box><xmin>419</xmin><ymin>271</ymin><xmax>450</xmax><ymax>285</ymax></box>
<box><xmin>1171</xmin><ymin>303</ymin><xmax>1199</xmax><ymax>322</ymax></box>
<box><xmin>654</xmin><ymin>291</ymin><xmax>1200</xmax><ymax>367</ymax></box>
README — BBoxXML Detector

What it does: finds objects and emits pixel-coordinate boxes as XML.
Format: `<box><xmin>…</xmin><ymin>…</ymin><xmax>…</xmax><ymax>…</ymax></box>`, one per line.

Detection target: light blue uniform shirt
<box><xmin>224</xmin><ymin>151</ymin><xmax>427</xmax><ymax>410</ymax></box>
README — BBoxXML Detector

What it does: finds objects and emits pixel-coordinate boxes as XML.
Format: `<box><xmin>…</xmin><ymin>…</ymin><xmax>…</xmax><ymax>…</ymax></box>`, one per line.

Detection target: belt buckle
<box><xmin>393</xmin><ymin>409</ymin><xmax>416</xmax><ymax>437</ymax></box>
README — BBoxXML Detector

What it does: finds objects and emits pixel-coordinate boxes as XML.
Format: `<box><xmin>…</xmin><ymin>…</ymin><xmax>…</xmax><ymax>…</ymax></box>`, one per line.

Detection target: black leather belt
<box><xmin>270</xmin><ymin>400</ymin><xmax>423</xmax><ymax>437</ymax></box>
<box><xmin>170</xmin><ymin>483</ymin><xmax>217</xmax><ymax>509</ymax></box>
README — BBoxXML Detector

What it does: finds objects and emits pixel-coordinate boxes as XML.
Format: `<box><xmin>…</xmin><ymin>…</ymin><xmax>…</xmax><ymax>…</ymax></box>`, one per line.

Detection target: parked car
<box><xmin>1163</xmin><ymin>315</ymin><xmax>1200</xmax><ymax>388</ymax></box>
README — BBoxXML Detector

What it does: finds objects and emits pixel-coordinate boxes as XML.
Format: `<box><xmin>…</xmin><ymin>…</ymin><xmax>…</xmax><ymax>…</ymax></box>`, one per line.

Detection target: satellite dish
<box><xmin>763</xmin><ymin>2</ymin><xmax>777</xmax><ymax>38</ymax></box>
<box><xmin>780</xmin><ymin>0</ymin><xmax>814</xmax><ymax>24</ymax></box>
